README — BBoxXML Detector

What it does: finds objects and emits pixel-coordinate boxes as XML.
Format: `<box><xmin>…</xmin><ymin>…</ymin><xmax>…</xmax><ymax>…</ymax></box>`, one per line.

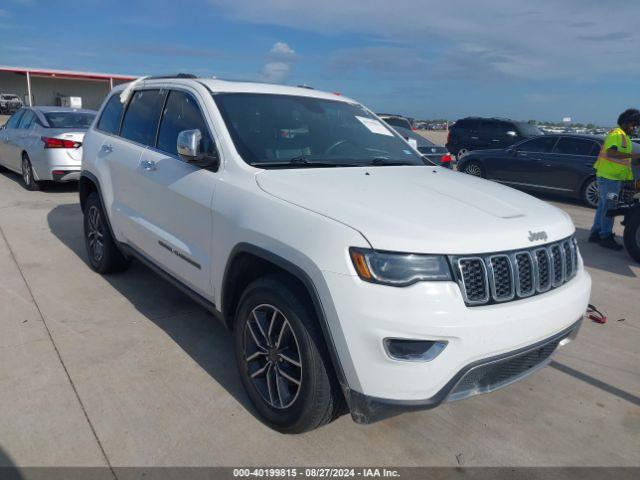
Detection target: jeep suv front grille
<box><xmin>452</xmin><ymin>236</ymin><xmax>579</xmax><ymax>307</ymax></box>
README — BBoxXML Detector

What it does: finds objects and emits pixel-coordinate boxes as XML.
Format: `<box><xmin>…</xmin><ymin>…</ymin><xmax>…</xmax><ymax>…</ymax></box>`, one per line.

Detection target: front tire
<box><xmin>21</xmin><ymin>154</ymin><xmax>41</xmax><ymax>191</ymax></box>
<box><xmin>623</xmin><ymin>210</ymin><xmax>640</xmax><ymax>263</ymax></box>
<box><xmin>581</xmin><ymin>177</ymin><xmax>599</xmax><ymax>208</ymax></box>
<box><xmin>83</xmin><ymin>192</ymin><xmax>130</xmax><ymax>274</ymax></box>
<box><xmin>234</xmin><ymin>274</ymin><xmax>342</xmax><ymax>433</ymax></box>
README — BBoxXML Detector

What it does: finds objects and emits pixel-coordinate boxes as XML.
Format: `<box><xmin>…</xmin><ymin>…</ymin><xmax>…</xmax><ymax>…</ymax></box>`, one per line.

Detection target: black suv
<box><xmin>446</xmin><ymin>117</ymin><xmax>542</xmax><ymax>158</ymax></box>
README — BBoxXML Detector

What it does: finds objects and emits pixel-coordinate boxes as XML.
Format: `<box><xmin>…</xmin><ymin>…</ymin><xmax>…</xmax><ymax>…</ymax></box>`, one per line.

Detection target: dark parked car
<box><xmin>457</xmin><ymin>134</ymin><xmax>608</xmax><ymax>207</ymax></box>
<box><xmin>393</xmin><ymin>126</ymin><xmax>452</xmax><ymax>168</ymax></box>
<box><xmin>377</xmin><ymin>114</ymin><xmax>414</xmax><ymax>131</ymax></box>
<box><xmin>446</xmin><ymin>117</ymin><xmax>543</xmax><ymax>158</ymax></box>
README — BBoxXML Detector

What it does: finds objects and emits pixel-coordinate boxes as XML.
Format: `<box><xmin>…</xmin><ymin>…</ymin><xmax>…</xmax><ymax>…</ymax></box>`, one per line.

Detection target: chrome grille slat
<box><xmin>452</xmin><ymin>236</ymin><xmax>579</xmax><ymax>307</ymax></box>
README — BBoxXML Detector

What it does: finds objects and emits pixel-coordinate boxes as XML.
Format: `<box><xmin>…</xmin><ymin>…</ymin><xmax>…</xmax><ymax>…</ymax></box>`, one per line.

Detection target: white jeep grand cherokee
<box><xmin>80</xmin><ymin>75</ymin><xmax>591</xmax><ymax>433</ymax></box>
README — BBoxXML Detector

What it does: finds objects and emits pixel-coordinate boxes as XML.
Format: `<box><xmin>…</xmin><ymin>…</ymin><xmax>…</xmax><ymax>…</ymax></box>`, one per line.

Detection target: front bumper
<box><xmin>347</xmin><ymin>319</ymin><xmax>581</xmax><ymax>424</ymax></box>
<box><xmin>321</xmin><ymin>265</ymin><xmax>591</xmax><ymax>422</ymax></box>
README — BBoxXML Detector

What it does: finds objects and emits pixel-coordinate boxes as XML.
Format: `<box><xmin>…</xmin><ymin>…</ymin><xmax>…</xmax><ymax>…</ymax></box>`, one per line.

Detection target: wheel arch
<box><xmin>221</xmin><ymin>243</ymin><xmax>356</xmax><ymax>395</ymax></box>
<box><xmin>79</xmin><ymin>171</ymin><xmax>100</xmax><ymax>213</ymax></box>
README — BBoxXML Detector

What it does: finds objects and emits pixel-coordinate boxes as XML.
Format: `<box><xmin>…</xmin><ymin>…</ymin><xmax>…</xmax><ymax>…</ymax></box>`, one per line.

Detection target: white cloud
<box><xmin>261</xmin><ymin>61</ymin><xmax>291</xmax><ymax>83</ymax></box>
<box><xmin>269</xmin><ymin>41</ymin><xmax>296</xmax><ymax>61</ymax></box>
<box><xmin>210</xmin><ymin>0</ymin><xmax>640</xmax><ymax>80</ymax></box>
<box><xmin>260</xmin><ymin>42</ymin><xmax>296</xmax><ymax>83</ymax></box>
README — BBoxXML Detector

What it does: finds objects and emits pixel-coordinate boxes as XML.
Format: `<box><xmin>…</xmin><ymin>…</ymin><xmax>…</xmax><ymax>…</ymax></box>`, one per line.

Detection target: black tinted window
<box><xmin>45</xmin><ymin>112</ymin><xmax>95</xmax><ymax>129</ymax></box>
<box><xmin>120</xmin><ymin>89</ymin><xmax>167</xmax><ymax>146</ymax></box>
<box><xmin>553</xmin><ymin>138</ymin><xmax>594</xmax><ymax>156</ymax></box>
<box><xmin>590</xmin><ymin>142</ymin><xmax>602</xmax><ymax>156</ymax></box>
<box><xmin>455</xmin><ymin>119</ymin><xmax>479</xmax><ymax>131</ymax></box>
<box><xmin>382</xmin><ymin>117</ymin><xmax>412</xmax><ymax>130</ymax></box>
<box><xmin>479</xmin><ymin>120</ymin><xmax>502</xmax><ymax>136</ymax></box>
<box><xmin>157</xmin><ymin>90</ymin><xmax>214</xmax><ymax>156</ymax></box>
<box><xmin>518</xmin><ymin>136</ymin><xmax>557</xmax><ymax>153</ymax></box>
<box><xmin>18</xmin><ymin>110</ymin><xmax>36</xmax><ymax>129</ymax></box>
<box><xmin>97</xmin><ymin>94</ymin><xmax>125</xmax><ymax>134</ymax></box>
<box><xmin>6</xmin><ymin>109</ymin><xmax>25</xmax><ymax>129</ymax></box>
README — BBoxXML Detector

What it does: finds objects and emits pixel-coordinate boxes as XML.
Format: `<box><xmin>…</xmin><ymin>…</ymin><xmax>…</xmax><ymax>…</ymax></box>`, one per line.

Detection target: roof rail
<box><xmin>146</xmin><ymin>73</ymin><xmax>198</xmax><ymax>80</ymax></box>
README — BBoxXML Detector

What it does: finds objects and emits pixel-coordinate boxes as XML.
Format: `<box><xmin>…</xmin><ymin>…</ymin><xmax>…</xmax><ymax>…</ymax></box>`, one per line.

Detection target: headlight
<box><xmin>349</xmin><ymin>248</ymin><xmax>452</xmax><ymax>286</ymax></box>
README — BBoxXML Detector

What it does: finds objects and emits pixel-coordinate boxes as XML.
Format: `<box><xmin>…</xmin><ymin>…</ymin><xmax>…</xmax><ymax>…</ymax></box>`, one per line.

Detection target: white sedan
<box><xmin>0</xmin><ymin>106</ymin><xmax>96</xmax><ymax>190</ymax></box>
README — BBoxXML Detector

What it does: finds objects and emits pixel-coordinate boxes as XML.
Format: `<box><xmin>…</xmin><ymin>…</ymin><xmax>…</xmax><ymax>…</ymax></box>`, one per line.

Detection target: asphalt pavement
<box><xmin>0</xmin><ymin>167</ymin><xmax>638</xmax><ymax>468</ymax></box>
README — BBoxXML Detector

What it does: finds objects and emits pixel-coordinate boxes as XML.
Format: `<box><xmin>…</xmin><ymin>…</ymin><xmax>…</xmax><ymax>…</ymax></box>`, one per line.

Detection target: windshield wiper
<box><xmin>250</xmin><ymin>156</ymin><xmax>348</xmax><ymax>169</ymax></box>
<box><xmin>359</xmin><ymin>157</ymin><xmax>418</xmax><ymax>166</ymax></box>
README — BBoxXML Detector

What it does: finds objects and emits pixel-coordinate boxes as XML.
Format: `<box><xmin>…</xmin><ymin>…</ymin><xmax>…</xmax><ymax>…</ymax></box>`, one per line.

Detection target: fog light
<box><xmin>384</xmin><ymin>339</ymin><xmax>447</xmax><ymax>362</ymax></box>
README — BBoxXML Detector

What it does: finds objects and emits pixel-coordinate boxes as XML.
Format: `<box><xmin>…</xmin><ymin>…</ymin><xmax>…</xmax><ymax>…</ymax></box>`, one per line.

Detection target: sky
<box><xmin>1</xmin><ymin>0</ymin><xmax>639</xmax><ymax>125</ymax></box>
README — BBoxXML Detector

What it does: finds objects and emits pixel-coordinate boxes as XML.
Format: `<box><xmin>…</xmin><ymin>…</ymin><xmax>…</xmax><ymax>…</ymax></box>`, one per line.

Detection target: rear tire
<box><xmin>581</xmin><ymin>177</ymin><xmax>599</xmax><ymax>208</ymax></box>
<box><xmin>463</xmin><ymin>160</ymin><xmax>484</xmax><ymax>177</ymax></box>
<box><xmin>623</xmin><ymin>210</ymin><xmax>640</xmax><ymax>263</ymax></box>
<box><xmin>83</xmin><ymin>192</ymin><xmax>130</xmax><ymax>274</ymax></box>
<box><xmin>21</xmin><ymin>154</ymin><xmax>41</xmax><ymax>191</ymax></box>
<box><xmin>234</xmin><ymin>274</ymin><xmax>342</xmax><ymax>433</ymax></box>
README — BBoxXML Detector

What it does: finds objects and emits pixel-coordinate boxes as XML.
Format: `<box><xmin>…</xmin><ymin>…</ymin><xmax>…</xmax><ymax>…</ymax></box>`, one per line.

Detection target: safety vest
<box><xmin>593</xmin><ymin>127</ymin><xmax>633</xmax><ymax>181</ymax></box>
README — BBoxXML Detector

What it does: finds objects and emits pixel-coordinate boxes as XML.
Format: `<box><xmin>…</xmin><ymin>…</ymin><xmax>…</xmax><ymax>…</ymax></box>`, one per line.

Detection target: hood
<box><xmin>256</xmin><ymin>166</ymin><xmax>574</xmax><ymax>254</ymax></box>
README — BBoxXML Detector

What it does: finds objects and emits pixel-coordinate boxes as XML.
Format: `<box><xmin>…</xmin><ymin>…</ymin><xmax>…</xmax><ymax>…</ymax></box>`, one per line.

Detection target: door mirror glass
<box><xmin>177</xmin><ymin>129</ymin><xmax>219</xmax><ymax>168</ymax></box>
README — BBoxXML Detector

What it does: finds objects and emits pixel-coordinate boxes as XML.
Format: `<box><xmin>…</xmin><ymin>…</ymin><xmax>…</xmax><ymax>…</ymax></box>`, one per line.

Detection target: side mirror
<box><xmin>177</xmin><ymin>129</ymin><xmax>219</xmax><ymax>169</ymax></box>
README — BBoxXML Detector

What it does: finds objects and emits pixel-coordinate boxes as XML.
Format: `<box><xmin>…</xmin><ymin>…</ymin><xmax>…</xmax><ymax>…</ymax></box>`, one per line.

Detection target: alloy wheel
<box><xmin>465</xmin><ymin>163</ymin><xmax>482</xmax><ymax>176</ymax></box>
<box><xmin>585</xmin><ymin>180</ymin><xmax>599</xmax><ymax>208</ymax></box>
<box><xmin>243</xmin><ymin>304</ymin><xmax>302</xmax><ymax>409</ymax></box>
<box><xmin>457</xmin><ymin>148</ymin><xmax>469</xmax><ymax>159</ymax></box>
<box><xmin>87</xmin><ymin>205</ymin><xmax>105</xmax><ymax>263</ymax></box>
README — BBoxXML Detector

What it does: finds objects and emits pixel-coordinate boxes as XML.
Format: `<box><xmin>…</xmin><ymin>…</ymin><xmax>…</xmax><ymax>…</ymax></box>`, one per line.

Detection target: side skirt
<box><xmin>119</xmin><ymin>243</ymin><xmax>224</xmax><ymax>324</ymax></box>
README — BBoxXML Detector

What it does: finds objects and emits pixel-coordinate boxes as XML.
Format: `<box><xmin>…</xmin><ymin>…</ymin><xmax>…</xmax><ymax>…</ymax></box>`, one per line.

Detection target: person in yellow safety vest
<box><xmin>589</xmin><ymin>108</ymin><xmax>640</xmax><ymax>250</ymax></box>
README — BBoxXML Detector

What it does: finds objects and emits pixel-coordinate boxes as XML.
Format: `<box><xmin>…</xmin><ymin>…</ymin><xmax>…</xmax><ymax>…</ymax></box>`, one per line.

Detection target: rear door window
<box><xmin>18</xmin><ymin>110</ymin><xmax>36</xmax><ymax>129</ymax></box>
<box><xmin>518</xmin><ymin>136</ymin><xmax>558</xmax><ymax>153</ymax></box>
<box><xmin>5</xmin><ymin>109</ymin><xmax>25</xmax><ymax>129</ymax></box>
<box><xmin>97</xmin><ymin>94</ymin><xmax>126</xmax><ymax>134</ymax></box>
<box><xmin>120</xmin><ymin>89</ymin><xmax>167</xmax><ymax>146</ymax></box>
<box><xmin>156</xmin><ymin>90</ymin><xmax>215</xmax><ymax>156</ymax></box>
<box><xmin>553</xmin><ymin>138</ymin><xmax>594</xmax><ymax>156</ymax></box>
<box><xmin>479</xmin><ymin>120</ymin><xmax>504</xmax><ymax>137</ymax></box>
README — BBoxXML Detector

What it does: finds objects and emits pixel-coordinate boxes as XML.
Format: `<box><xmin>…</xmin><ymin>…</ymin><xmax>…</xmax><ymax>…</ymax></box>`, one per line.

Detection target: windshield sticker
<box><xmin>407</xmin><ymin>138</ymin><xmax>418</xmax><ymax>149</ymax></box>
<box><xmin>356</xmin><ymin>116</ymin><xmax>394</xmax><ymax>136</ymax></box>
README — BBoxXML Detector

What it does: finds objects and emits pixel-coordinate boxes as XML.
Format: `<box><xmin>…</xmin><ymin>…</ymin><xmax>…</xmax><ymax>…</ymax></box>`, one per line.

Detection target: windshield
<box><xmin>1</xmin><ymin>95</ymin><xmax>19</xmax><ymax>100</ymax></box>
<box><xmin>44</xmin><ymin>112</ymin><xmax>95</xmax><ymax>129</ymax></box>
<box><xmin>516</xmin><ymin>122</ymin><xmax>543</xmax><ymax>137</ymax></box>
<box><xmin>212</xmin><ymin>93</ymin><xmax>424</xmax><ymax>167</ymax></box>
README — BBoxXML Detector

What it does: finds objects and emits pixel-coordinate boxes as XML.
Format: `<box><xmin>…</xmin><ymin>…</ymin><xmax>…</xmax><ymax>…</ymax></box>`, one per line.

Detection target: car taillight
<box><xmin>41</xmin><ymin>136</ymin><xmax>81</xmax><ymax>149</ymax></box>
<box><xmin>440</xmin><ymin>154</ymin><xmax>452</xmax><ymax>163</ymax></box>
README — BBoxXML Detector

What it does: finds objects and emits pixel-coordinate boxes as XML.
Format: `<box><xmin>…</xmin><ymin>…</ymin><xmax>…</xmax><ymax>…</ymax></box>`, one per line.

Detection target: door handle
<box><xmin>101</xmin><ymin>144</ymin><xmax>113</xmax><ymax>153</ymax></box>
<box><xmin>140</xmin><ymin>160</ymin><xmax>156</xmax><ymax>171</ymax></box>
<box><xmin>470</xmin><ymin>136</ymin><xmax>479</xmax><ymax>140</ymax></box>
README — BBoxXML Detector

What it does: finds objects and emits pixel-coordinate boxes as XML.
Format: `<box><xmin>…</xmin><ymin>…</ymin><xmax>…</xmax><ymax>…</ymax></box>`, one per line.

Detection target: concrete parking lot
<box><xmin>0</xmin><ymin>162</ymin><xmax>638</xmax><ymax>468</ymax></box>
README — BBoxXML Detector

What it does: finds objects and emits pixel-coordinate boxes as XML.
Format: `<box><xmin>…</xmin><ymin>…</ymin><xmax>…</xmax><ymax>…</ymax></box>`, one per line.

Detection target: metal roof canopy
<box><xmin>0</xmin><ymin>65</ymin><xmax>137</xmax><ymax>107</ymax></box>
<box><xmin>0</xmin><ymin>65</ymin><xmax>136</xmax><ymax>82</ymax></box>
